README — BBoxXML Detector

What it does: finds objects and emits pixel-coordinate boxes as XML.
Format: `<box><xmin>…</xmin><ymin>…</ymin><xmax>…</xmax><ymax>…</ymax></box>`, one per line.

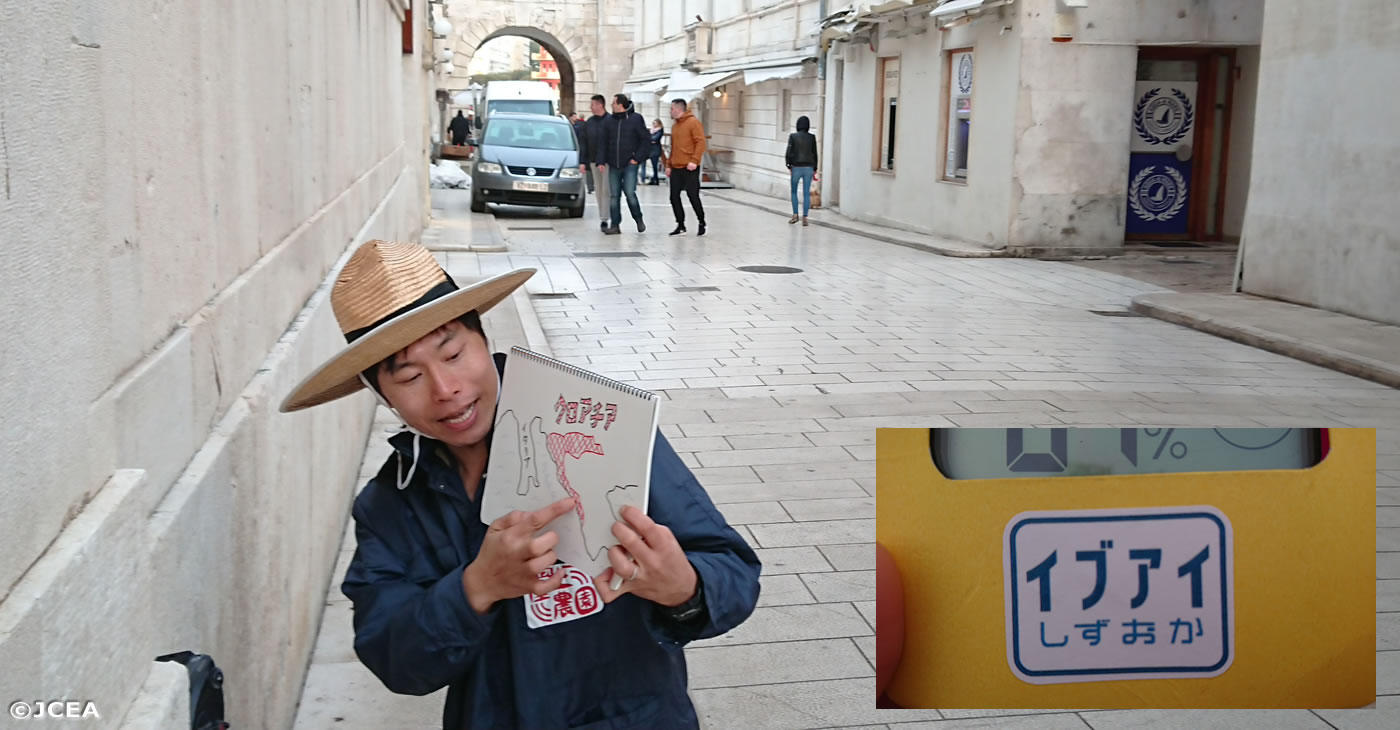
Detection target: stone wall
<box><xmin>1240</xmin><ymin>0</ymin><xmax>1400</xmax><ymax>325</ymax></box>
<box><xmin>0</xmin><ymin>1</ymin><xmax>432</xmax><ymax>728</ymax></box>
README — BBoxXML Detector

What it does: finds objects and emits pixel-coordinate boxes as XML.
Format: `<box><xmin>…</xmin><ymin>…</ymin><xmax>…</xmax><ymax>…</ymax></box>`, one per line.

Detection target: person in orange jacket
<box><xmin>665</xmin><ymin>99</ymin><xmax>707</xmax><ymax>237</ymax></box>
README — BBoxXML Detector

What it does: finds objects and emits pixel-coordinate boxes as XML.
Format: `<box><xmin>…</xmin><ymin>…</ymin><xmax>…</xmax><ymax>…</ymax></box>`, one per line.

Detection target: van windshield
<box><xmin>487</xmin><ymin>100</ymin><xmax>553</xmax><ymax>116</ymax></box>
<box><xmin>482</xmin><ymin>119</ymin><xmax>575</xmax><ymax>151</ymax></box>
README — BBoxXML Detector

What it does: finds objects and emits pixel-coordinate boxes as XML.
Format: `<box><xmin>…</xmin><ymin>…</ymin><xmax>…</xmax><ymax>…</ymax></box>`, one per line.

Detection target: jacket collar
<box><xmin>385</xmin><ymin>425</ymin><xmax>495</xmax><ymax>490</ymax></box>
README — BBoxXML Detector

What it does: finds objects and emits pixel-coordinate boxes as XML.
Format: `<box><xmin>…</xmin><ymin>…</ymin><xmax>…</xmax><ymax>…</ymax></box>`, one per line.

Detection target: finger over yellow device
<box><xmin>877</xmin><ymin>428</ymin><xmax>1375</xmax><ymax>709</ymax></box>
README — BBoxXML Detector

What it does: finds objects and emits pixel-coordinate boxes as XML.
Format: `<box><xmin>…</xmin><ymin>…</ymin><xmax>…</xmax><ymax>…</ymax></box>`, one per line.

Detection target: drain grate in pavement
<box><xmin>675</xmin><ymin>286</ymin><xmax>720</xmax><ymax>292</ymax></box>
<box><xmin>737</xmin><ymin>265</ymin><xmax>804</xmax><ymax>274</ymax></box>
<box><xmin>573</xmin><ymin>251</ymin><xmax>647</xmax><ymax>258</ymax></box>
<box><xmin>507</xmin><ymin>226</ymin><xmax>554</xmax><ymax>231</ymax></box>
<box><xmin>531</xmin><ymin>293</ymin><xmax>577</xmax><ymax>300</ymax></box>
<box><xmin>1088</xmin><ymin>309</ymin><xmax>1145</xmax><ymax>317</ymax></box>
<box><xmin>1161</xmin><ymin>257</ymin><xmax>1207</xmax><ymax>264</ymax></box>
<box><xmin>1139</xmin><ymin>240</ymin><xmax>1207</xmax><ymax>248</ymax></box>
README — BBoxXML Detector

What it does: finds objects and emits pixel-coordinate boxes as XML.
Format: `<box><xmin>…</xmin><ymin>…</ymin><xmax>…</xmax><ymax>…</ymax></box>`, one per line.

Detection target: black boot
<box><xmin>669</xmin><ymin>224</ymin><xmax>686</xmax><ymax>236</ymax></box>
<box><xmin>603</xmin><ymin>226</ymin><xmax>622</xmax><ymax>236</ymax></box>
<box><xmin>697</xmin><ymin>222</ymin><xmax>706</xmax><ymax>237</ymax></box>
<box><xmin>636</xmin><ymin>219</ymin><xmax>646</xmax><ymax>233</ymax></box>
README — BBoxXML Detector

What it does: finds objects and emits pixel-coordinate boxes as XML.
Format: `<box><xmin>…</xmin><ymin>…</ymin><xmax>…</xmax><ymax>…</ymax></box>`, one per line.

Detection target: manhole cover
<box><xmin>507</xmin><ymin>226</ymin><xmax>554</xmax><ymax>231</ymax></box>
<box><xmin>573</xmin><ymin>252</ymin><xmax>647</xmax><ymax>258</ymax></box>
<box><xmin>675</xmin><ymin>286</ymin><xmax>720</xmax><ymax>292</ymax></box>
<box><xmin>1088</xmin><ymin>309</ymin><xmax>1144</xmax><ymax>317</ymax></box>
<box><xmin>531</xmin><ymin>293</ymin><xmax>577</xmax><ymax>300</ymax></box>
<box><xmin>737</xmin><ymin>265</ymin><xmax>804</xmax><ymax>274</ymax></box>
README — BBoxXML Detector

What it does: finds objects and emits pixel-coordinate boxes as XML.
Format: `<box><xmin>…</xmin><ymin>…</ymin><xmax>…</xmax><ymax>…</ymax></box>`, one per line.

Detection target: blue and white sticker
<box><xmin>1003</xmin><ymin>505</ymin><xmax>1234</xmax><ymax>684</ymax></box>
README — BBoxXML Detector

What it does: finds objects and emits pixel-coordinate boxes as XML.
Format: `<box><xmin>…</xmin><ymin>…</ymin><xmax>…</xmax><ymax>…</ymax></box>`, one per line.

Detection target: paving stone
<box><xmin>802</xmin><ymin>570</ymin><xmax>876</xmax><ymax>603</ymax></box>
<box><xmin>781</xmin><ymin>497</ymin><xmax>876</xmax><ymax>521</ymax></box>
<box><xmin>692</xmin><ymin>678</ymin><xmax>942</xmax><ymax>729</ymax></box>
<box><xmin>687</xmin><ymin>638</ymin><xmax>871</xmax><ymax>689</ymax></box>
<box><xmin>820</xmin><ymin>544</ymin><xmax>876</xmax><ymax>571</ymax></box>
<box><xmin>750</xmin><ymin>519</ymin><xmax>875</xmax><ymax>548</ymax></box>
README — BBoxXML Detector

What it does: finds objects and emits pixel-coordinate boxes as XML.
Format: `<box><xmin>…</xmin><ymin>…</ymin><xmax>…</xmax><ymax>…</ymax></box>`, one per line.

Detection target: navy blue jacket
<box><xmin>600</xmin><ymin>110</ymin><xmax>651</xmax><ymax>168</ymax></box>
<box><xmin>342</xmin><ymin>354</ymin><xmax>762</xmax><ymax>729</ymax></box>
<box><xmin>579</xmin><ymin>114</ymin><xmax>608</xmax><ymax>167</ymax></box>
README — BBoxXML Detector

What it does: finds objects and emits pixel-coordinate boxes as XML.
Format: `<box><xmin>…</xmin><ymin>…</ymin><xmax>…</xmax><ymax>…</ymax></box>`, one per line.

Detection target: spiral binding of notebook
<box><xmin>509</xmin><ymin>346</ymin><xmax>659</xmax><ymax>402</ymax></box>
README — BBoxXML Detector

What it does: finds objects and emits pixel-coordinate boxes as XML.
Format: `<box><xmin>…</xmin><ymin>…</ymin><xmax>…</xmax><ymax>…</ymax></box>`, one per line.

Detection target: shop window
<box><xmin>875</xmin><ymin>57</ymin><xmax>900</xmax><ymax>171</ymax></box>
<box><xmin>943</xmin><ymin>49</ymin><xmax>973</xmax><ymax>181</ymax></box>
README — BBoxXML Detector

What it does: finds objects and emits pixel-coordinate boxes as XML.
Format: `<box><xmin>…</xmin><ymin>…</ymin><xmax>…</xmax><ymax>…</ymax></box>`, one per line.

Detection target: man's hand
<box><xmin>462</xmin><ymin>497</ymin><xmax>577</xmax><ymax>615</ymax></box>
<box><xmin>579</xmin><ymin>164</ymin><xmax>587</xmax><ymax>173</ymax></box>
<box><xmin>630</xmin><ymin>159</ymin><xmax>639</xmax><ymax>165</ymax></box>
<box><xmin>598</xmin><ymin>163</ymin><xmax>608</xmax><ymax>170</ymax></box>
<box><xmin>685</xmin><ymin>162</ymin><xmax>698</xmax><ymax>171</ymax></box>
<box><xmin>594</xmin><ymin>505</ymin><xmax>697</xmax><ymax>607</ymax></box>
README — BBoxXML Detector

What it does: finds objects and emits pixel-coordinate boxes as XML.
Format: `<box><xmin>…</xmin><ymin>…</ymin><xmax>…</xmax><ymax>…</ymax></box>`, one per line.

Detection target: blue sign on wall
<box><xmin>1125</xmin><ymin>154</ymin><xmax>1192</xmax><ymax>236</ymax></box>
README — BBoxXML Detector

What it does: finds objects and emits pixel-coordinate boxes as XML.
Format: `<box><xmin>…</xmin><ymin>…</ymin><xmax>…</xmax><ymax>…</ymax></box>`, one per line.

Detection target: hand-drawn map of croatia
<box><xmin>481</xmin><ymin>348</ymin><xmax>662</xmax><ymax>576</ymax></box>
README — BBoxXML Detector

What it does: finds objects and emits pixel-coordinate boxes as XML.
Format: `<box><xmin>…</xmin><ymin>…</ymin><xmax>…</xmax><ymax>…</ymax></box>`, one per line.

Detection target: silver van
<box><xmin>470</xmin><ymin>113</ymin><xmax>586</xmax><ymax>217</ymax></box>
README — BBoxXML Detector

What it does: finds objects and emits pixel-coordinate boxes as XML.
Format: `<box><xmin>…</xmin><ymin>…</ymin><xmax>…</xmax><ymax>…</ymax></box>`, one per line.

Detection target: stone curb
<box><xmin>1131</xmin><ymin>293</ymin><xmax>1400</xmax><ymax>389</ymax></box>
<box><xmin>708</xmin><ymin>190</ymin><xmax>1008</xmax><ymax>259</ymax></box>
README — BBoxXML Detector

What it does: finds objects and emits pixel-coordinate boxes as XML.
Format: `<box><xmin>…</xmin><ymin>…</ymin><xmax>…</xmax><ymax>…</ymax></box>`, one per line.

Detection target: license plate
<box><xmin>512</xmin><ymin>181</ymin><xmax>549</xmax><ymax>192</ymax></box>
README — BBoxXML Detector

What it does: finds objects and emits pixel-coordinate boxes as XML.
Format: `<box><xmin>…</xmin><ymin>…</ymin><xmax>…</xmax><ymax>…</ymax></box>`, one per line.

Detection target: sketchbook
<box><xmin>482</xmin><ymin>347</ymin><xmax>662</xmax><ymax>577</ymax></box>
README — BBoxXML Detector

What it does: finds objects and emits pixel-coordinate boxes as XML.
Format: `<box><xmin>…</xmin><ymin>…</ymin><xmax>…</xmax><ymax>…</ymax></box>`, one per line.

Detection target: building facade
<box><xmin>624</xmin><ymin>1</ymin><xmax>827</xmax><ymax>198</ymax></box>
<box><xmin>1238</xmin><ymin>0</ymin><xmax>1399</xmax><ymax>325</ymax></box>
<box><xmin>0</xmin><ymin>1</ymin><xmax>434</xmax><ymax>727</ymax></box>
<box><xmin>820</xmin><ymin>0</ymin><xmax>1264</xmax><ymax>255</ymax></box>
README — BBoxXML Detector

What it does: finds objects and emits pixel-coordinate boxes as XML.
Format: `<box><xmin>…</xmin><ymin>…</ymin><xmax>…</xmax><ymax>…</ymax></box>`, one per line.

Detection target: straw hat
<box><xmin>279</xmin><ymin>240</ymin><xmax>534</xmax><ymax>412</ymax></box>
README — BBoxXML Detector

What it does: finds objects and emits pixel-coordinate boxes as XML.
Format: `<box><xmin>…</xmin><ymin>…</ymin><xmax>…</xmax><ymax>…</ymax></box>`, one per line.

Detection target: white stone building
<box><xmin>819</xmin><ymin>0</ymin><xmax>1265</xmax><ymax>255</ymax></box>
<box><xmin>1238</xmin><ymin>0</ymin><xmax>1399</xmax><ymax>326</ymax></box>
<box><xmin>0</xmin><ymin>1</ymin><xmax>435</xmax><ymax>727</ymax></box>
<box><xmin>624</xmin><ymin>1</ymin><xmax>828</xmax><ymax>199</ymax></box>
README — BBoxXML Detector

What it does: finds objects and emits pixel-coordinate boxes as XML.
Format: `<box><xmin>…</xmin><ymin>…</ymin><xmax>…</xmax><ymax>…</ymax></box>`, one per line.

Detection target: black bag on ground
<box><xmin>155</xmin><ymin>651</ymin><xmax>229</xmax><ymax>730</ymax></box>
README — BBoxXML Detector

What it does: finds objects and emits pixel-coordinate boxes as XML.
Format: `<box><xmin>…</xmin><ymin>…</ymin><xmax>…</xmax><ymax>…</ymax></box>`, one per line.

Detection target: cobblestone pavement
<box><xmin>297</xmin><ymin>187</ymin><xmax>1398</xmax><ymax>730</ymax></box>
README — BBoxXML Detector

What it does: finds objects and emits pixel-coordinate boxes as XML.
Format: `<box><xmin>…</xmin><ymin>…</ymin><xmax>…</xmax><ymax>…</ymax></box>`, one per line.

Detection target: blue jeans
<box><xmin>649</xmin><ymin>153</ymin><xmax>662</xmax><ymax>182</ymax></box>
<box><xmin>790</xmin><ymin>167</ymin><xmax>814</xmax><ymax>216</ymax></box>
<box><xmin>608</xmin><ymin>162</ymin><xmax>643</xmax><ymax>226</ymax></box>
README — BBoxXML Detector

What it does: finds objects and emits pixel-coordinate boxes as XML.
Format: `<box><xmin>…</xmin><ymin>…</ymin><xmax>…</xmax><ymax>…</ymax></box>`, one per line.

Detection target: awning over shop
<box><xmin>664</xmin><ymin>69</ymin><xmax>742</xmax><ymax>101</ymax></box>
<box><xmin>620</xmin><ymin>77</ymin><xmax>670</xmax><ymax>101</ymax></box>
<box><xmin>742</xmin><ymin>64</ymin><xmax>807</xmax><ymax>86</ymax></box>
<box><xmin>929</xmin><ymin>0</ymin><xmax>1015</xmax><ymax>25</ymax></box>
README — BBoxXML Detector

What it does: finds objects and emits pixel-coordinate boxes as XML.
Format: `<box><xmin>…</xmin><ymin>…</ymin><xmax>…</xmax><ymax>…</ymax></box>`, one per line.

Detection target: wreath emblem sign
<box><xmin>1134</xmin><ymin>88</ymin><xmax>1194</xmax><ymax>146</ymax></box>
<box><xmin>1129</xmin><ymin>165</ymin><xmax>1188</xmax><ymax>222</ymax></box>
<box><xmin>957</xmin><ymin>55</ymin><xmax>973</xmax><ymax>94</ymax></box>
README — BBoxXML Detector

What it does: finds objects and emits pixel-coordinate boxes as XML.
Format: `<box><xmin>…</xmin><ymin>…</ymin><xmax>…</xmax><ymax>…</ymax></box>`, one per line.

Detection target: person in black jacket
<box><xmin>569</xmin><ymin>113</ymin><xmax>594</xmax><ymax>195</ymax></box>
<box><xmin>578</xmin><ymin>95</ymin><xmax>612</xmax><ymax>231</ymax></box>
<box><xmin>647</xmin><ymin>119</ymin><xmax>665</xmax><ymax>185</ymax></box>
<box><xmin>785</xmin><ymin>115</ymin><xmax>819</xmax><ymax>226</ymax></box>
<box><xmin>599</xmin><ymin>94</ymin><xmax>651</xmax><ymax>234</ymax></box>
<box><xmin>279</xmin><ymin>240</ymin><xmax>762</xmax><ymax>730</ymax></box>
<box><xmin>448</xmin><ymin>110</ymin><xmax>471</xmax><ymax>146</ymax></box>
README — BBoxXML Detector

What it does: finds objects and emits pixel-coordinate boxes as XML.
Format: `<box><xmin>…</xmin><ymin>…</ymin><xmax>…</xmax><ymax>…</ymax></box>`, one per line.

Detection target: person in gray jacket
<box><xmin>785</xmin><ymin>115</ymin><xmax>819</xmax><ymax>226</ymax></box>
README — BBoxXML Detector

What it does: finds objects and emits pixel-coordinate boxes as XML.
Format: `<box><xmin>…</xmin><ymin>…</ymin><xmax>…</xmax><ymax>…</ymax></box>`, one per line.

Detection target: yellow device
<box><xmin>878</xmin><ymin>428</ymin><xmax>1375</xmax><ymax>709</ymax></box>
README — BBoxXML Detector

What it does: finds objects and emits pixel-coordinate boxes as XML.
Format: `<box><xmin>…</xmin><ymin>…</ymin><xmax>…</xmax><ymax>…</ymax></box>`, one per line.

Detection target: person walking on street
<box><xmin>578</xmin><ymin>96</ymin><xmax>612</xmax><ymax>231</ymax></box>
<box><xmin>569</xmin><ymin>113</ymin><xmax>595</xmax><ymax>196</ymax></box>
<box><xmin>448</xmin><ymin>110</ymin><xmax>471</xmax><ymax>146</ymax></box>
<box><xmin>600</xmin><ymin>93</ymin><xmax>650</xmax><ymax>235</ymax></box>
<box><xmin>785</xmin><ymin>115</ymin><xmax>819</xmax><ymax>227</ymax></box>
<box><xmin>647</xmin><ymin>120</ymin><xmax>665</xmax><ymax>185</ymax></box>
<box><xmin>667</xmin><ymin>99</ymin><xmax>706</xmax><ymax>237</ymax></box>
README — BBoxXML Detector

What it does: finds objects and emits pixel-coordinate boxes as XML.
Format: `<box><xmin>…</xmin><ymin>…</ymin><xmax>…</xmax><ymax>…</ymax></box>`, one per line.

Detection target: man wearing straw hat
<box><xmin>280</xmin><ymin>240</ymin><xmax>761</xmax><ymax>729</ymax></box>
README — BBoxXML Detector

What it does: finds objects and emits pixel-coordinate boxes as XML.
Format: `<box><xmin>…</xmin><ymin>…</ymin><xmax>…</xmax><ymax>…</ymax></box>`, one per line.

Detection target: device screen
<box><xmin>932</xmin><ymin>428</ymin><xmax>1319</xmax><ymax>479</ymax></box>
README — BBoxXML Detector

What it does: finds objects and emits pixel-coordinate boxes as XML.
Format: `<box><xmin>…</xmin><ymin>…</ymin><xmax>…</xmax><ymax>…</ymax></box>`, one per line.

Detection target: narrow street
<box><xmin>294</xmin><ymin>185</ymin><xmax>1400</xmax><ymax>730</ymax></box>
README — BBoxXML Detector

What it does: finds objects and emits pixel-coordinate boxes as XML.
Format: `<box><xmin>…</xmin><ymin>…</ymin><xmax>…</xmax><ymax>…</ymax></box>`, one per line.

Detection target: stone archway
<box><xmin>444</xmin><ymin>1</ymin><xmax>609</xmax><ymax>118</ymax></box>
<box><xmin>477</xmin><ymin>27</ymin><xmax>577</xmax><ymax>116</ymax></box>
